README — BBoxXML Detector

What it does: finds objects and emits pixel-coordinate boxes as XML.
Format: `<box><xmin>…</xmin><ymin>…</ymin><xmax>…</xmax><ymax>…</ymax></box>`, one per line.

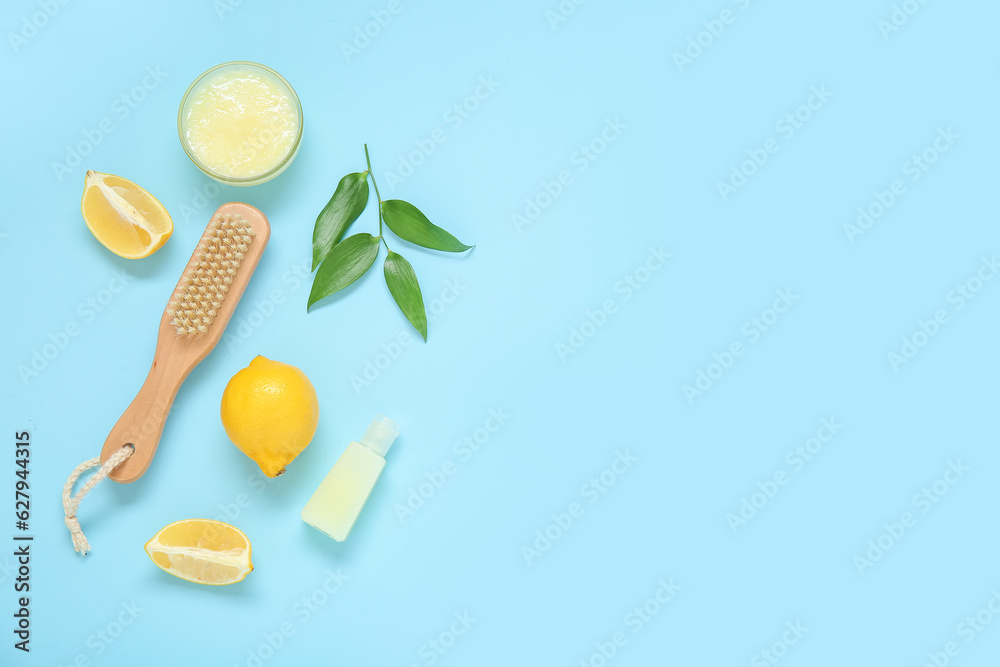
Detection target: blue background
<box><xmin>2</xmin><ymin>0</ymin><xmax>999</xmax><ymax>665</ymax></box>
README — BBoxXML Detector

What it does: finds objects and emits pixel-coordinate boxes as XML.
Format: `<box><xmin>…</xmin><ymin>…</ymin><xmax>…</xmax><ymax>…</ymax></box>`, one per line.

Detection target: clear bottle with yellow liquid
<box><xmin>301</xmin><ymin>415</ymin><xmax>400</xmax><ymax>541</ymax></box>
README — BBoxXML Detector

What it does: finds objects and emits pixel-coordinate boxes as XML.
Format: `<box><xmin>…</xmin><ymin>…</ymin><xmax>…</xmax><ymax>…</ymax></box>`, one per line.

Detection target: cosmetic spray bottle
<box><xmin>301</xmin><ymin>414</ymin><xmax>399</xmax><ymax>541</ymax></box>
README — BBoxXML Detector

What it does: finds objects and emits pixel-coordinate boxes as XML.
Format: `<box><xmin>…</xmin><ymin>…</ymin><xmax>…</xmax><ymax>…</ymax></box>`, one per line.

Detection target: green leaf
<box><xmin>307</xmin><ymin>233</ymin><xmax>380</xmax><ymax>309</ymax></box>
<box><xmin>381</xmin><ymin>200</ymin><xmax>472</xmax><ymax>253</ymax></box>
<box><xmin>312</xmin><ymin>172</ymin><xmax>370</xmax><ymax>271</ymax></box>
<box><xmin>384</xmin><ymin>251</ymin><xmax>427</xmax><ymax>341</ymax></box>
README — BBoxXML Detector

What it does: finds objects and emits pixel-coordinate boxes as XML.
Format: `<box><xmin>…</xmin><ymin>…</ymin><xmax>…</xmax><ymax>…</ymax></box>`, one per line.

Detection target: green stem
<box><xmin>364</xmin><ymin>144</ymin><xmax>387</xmax><ymax>250</ymax></box>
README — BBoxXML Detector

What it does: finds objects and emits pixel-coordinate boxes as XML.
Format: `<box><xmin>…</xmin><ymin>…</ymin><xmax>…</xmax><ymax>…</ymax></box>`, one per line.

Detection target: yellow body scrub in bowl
<box><xmin>178</xmin><ymin>61</ymin><xmax>302</xmax><ymax>186</ymax></box>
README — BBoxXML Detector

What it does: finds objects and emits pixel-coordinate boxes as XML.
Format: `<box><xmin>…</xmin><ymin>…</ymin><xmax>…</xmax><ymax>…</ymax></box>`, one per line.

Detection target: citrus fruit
<box><xmin>220</xmin><ymin>356</ymin><xmax>319</xmax><ymax>477</ymax></box>
<box><xmin>81</xmin><ymin>170</ymin><xmax>173</xmax><ymax>259</ymax></box>
<box><xmin>144</xmin><ymin>519</ymin><xmax>253</xmax><ymax>585</ymax></box>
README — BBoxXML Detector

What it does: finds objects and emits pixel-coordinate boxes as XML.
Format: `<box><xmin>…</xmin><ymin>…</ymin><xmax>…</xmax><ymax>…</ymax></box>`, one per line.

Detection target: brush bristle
<box><xmin>167</xmin><ymin>214</ymin><xmax>256</xmax><ymax>335</ymax></box>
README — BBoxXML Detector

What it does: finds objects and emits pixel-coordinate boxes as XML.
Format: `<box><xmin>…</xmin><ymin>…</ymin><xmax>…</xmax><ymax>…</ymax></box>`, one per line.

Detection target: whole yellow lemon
<box><xmin>220</xmin><ymin>356</ymin><xmax>319</xmax><ymax>477</ymax></box>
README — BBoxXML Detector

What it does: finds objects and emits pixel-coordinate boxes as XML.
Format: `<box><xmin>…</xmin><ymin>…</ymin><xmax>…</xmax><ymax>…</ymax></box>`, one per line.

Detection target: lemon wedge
<box><xmin>81</xmin><ymin>170</ymin><xmax>172</xmax><ymax>259</ymax></box>
<box><xmin>144</xmin><ymin>519</ymin><xmax>253</xmax><ymax>586</ymax></box>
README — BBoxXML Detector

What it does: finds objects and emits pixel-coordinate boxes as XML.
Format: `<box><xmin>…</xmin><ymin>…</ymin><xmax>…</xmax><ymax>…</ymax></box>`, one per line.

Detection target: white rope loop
<box><xmin>62</xmin><ymin>445</ymin><xmax>134</xmax><ymax>555</ymax></box>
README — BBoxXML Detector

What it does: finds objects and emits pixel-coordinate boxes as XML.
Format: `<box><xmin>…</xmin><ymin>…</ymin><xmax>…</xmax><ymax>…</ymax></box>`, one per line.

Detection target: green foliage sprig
<box><xmin>307</xmin><ymin>145</ymin><xmax>472</xmax><ymax>341</ymax></box>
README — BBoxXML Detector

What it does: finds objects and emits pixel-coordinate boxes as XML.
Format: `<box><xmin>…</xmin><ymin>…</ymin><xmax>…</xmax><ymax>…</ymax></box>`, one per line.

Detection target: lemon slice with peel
<box><xmin>144</xmin><ymin>519</ymin><xmax>253</xmax><ymax>586</ymax></box>
<box><xmin>81</xmin><ymin>170</ymin><xmax>173</xmax><ymax>259</ymax></box>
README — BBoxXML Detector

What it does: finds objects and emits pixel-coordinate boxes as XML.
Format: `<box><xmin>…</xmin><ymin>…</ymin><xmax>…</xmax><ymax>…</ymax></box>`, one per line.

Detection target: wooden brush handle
<box><xmin>99</xmin><ymin>357</ymin><xmax>189</xmax><ymax>483</ymax></box>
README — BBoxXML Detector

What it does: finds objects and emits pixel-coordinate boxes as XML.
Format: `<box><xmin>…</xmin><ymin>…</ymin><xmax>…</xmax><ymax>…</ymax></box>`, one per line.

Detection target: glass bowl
<box><xmin>177</xmin><ymin>61</ymin><xmax>303</xmax><ymax>187</ymax></box>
